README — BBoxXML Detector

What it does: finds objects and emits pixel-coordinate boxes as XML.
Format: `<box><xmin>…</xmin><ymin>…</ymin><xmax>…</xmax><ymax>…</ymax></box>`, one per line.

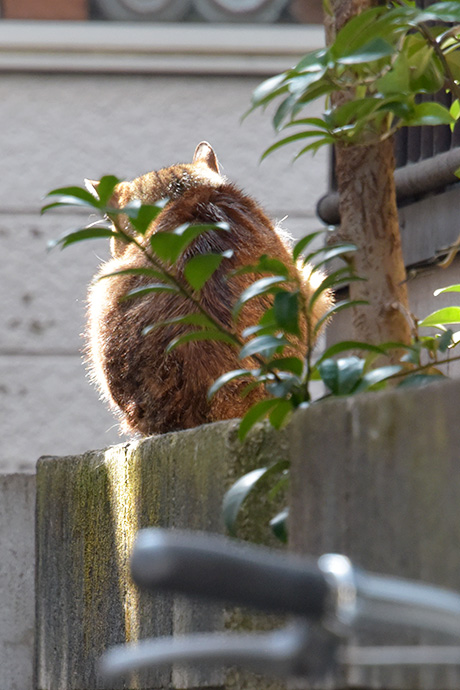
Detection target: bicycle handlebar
<box><xmin>131</xmin><ymin>529</ymin><xmax>330</xmax><ymax>619</ymax></box>
<box><xmin>99</xmin><ymin>529</ymin><xmax>460</xmax><ymax>682</ymax></box>
<box><xmin>131</xmin><ymin>529</ymin><xmax>460</xmax><ymax>638</ymax></box>
<box><xmin>100</xmin><ymin>622</ymin><xmax>339</xmax><ymax>681</ymax></box>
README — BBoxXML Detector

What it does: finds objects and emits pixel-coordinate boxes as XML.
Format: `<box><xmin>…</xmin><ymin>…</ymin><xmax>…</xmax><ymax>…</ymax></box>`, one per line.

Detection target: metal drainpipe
<box><xmin>316</xmin><ymin>147</ymin><xmax>460</xmax><ymax>226</ymax></box>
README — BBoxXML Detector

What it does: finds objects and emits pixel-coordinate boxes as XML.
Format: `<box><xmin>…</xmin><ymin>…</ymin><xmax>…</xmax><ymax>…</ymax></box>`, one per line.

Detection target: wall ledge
<box><xmin>0</xmin><ymin>20</ymin><xmax>324</xmax><ymax>75</ymax></box>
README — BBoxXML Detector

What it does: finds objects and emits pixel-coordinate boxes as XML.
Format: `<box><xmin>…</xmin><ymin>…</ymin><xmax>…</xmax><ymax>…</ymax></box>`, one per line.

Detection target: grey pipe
<box><xmin>316</xmin><ymin>147</ymin><xmax>460</xmax><ymax>226</ymax></box>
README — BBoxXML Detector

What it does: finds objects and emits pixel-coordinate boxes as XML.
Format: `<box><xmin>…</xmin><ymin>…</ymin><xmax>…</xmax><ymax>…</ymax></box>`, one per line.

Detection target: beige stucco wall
<box><xmin>0</xmin><ymin>41</ymin><xmax>328</xmax><ymax>471</ymax></box>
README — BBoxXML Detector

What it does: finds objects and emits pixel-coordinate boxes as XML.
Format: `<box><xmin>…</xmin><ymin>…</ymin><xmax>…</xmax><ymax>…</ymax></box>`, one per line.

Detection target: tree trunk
<box><xmin>335</xmin><ymin>139</ymin><xmax>412</xmax><ymax>348</ymax></box>
<box><xmin>325</xmin><ymin>0</ymin><xmax>412</xmax><ymax>353</ymax></box>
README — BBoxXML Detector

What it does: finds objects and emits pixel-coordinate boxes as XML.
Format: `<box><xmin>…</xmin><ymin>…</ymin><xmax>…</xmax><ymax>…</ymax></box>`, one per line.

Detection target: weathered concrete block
<box><xmin>36</xmin><ymin>420</ymin><xmax>289</xmax><ymax>690</ymax></box>
<box><xmin>0</xmin><ymin>473</ymin><xmax>36</xmax><ymax>690</ymax></box>
<box><xmin>289</xmin><ymin>377</ymin><xmax>460</xmax><ymax>690</ymax></box>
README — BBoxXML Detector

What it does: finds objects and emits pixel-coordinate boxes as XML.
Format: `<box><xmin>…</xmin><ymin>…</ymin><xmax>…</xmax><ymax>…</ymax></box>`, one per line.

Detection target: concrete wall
<box><xmin>35</xmin><ymin>420</ymin><xmax>289</xmax><ymax>690</ymax></box>
<box><xmin>31</xmin><ymin>377</ymin><xmax>460</xmax><ymax>690</ymax></box>
<box><xmin>3</xmin><ymin>378</ymin><xmax>460</xmax><ymax>689</ymax></box>
<box><xmin>0</xmin><ymin>473</ymin><xmax>36</xmax><ymax>690</ymax></box>
<box><xmin>0</xmin><ymin>36</ymin><xmax>328</xmax><ymax>472</ymax></box>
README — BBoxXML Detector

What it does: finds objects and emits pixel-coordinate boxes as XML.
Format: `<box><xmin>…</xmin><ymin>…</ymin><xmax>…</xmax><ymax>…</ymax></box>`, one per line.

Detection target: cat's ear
<box><xmin>192</xmin><ymin>141</ymin><xmax>220</xmax><ymax>174</ymax></box>
<box><xmin>84</xmin><ymin>179</ymin><xmax>101</xmax><ymax>200</ymax></box>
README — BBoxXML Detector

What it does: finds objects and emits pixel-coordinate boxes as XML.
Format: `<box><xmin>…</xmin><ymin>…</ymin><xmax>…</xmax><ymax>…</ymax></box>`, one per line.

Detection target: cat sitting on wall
<box><xmin>86</xmin><ymin>142</ymin><xmax>330</xmax><ymax>436</ymax></box>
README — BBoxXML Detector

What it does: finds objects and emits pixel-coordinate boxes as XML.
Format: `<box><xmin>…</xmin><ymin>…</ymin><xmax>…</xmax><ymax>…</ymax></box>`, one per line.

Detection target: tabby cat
<box><xmin>86</xmin><ymin>142</ymin><xmax>330</xmax><ymax>436</ymax></box>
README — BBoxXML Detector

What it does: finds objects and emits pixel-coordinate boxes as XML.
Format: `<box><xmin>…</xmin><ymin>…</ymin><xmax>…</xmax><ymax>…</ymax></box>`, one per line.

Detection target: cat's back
<box><xmin>86</xmin><ymin>143</ymin><xmax>327</xmax><ymax>436</ymax></box>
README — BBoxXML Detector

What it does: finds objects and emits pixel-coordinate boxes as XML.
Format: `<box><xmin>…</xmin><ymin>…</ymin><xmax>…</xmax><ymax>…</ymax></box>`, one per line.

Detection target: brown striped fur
<box><xmin>86</xmin><ymin>143</ymin><xmax>331</xmax><ymax>436</ymax></box>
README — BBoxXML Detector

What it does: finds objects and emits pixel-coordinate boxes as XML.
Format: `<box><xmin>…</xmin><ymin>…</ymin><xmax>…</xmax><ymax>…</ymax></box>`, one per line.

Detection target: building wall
<box><xmin>0</xmin><ymin>27</ymin><xmax>328</xmax><ymax>471</ymax></box>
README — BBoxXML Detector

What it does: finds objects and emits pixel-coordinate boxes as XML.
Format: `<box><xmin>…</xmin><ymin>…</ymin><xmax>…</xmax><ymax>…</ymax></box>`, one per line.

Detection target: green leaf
<box><xmin>337</xmin><ymin>38</ymin><xmax>395</xmax><ymax>65</ymax></box>
<box><xmin>266</xmin><ymin>374</ymin><xmax>300</xmax><ymax>398</ymax></box>
<box><xmin>96</xmin><ymin>175</ymin><xmax>120</xmax><ymax>206</ymax></box>
<box><xmin>128</xmin><ymin>201</ymin><xmax>168</xmax><ymax>235</ymax></box>
<box><xmin>309</xmin><ymin>271</ymin><xmax>364</xmax><ymax>310</ymax></box>
<box><xmin>266</xmin><ymin>356</ymin><xmax>304</xmax><ymax>377</ymax></box>
<box><xmin>261</xmin><ymin>131</ymin><xmax>329</xmax><ymax>160</ymax></box>
<box><xmin>376</xmin><ymin>50</ymin><xmax>410</xmax><ymax>95</ymax></box>
<box><xmin>316</xmin><ymin>340</ymin><xmax>386</xmax><ymax>365</ymax></box>
<box><xmin>319</xmin><ymin>356</ymin><xmax>365</xmax><ymax>395</ymax></box>
<box><xmin>331</xmin><ymin>97</ymin><xmax>386</xmax><ymax>128</ymax></box>
<box><xmin>295</xmin><ymin>48</ymin><xmax>327</xmax><ymax>72</ymax></box>
<box><xmin>416</xmin><ymin>2</ymin><xmax>460</xmax><ymax>24</ymax></box>
<box><xmin>405</xmin><ymin>102</ymin><xmax>454</xmax><ymax>127</ymax></box>
<box><xmin>419</xmin><ymin>307</ymin><xmax>460</xmax><ymax>327</ymax></box>
<box><xmin>150</xmin><ymin>232</ymin><xmax>183</xmax><ymax>263</ymax></box>
<box><xmin>273</xmin><ymin>291</ymin><xmax>300</xmax><ymax>335</ymax></box>
<box><xmin>41</xmin><ymin>195</ymin><xmax>100</xmax><ymax>214</ymax></box>
<box><xmin>166</xmin><ymin>329</ymin><xmax>237</xmax><ymax>353</ymax></box>
<box><xmin>100</xmin><ymin>267</ymin><xmax>172</xmax><ymax>282</ymax></box>
<box><xmin>242</xmin><ymin>307</ymin><xmax>278</xmax><ymax>339</ymax></box>
<box><xmin>233</xmin><ymin>275</ymin><xmax>289</xmax><ymax>318</ymax></box>
<box><xmin>287</xmin><ymin>69</ymin><xmax>327</xmax><ymax>98</ymax></box>
<box><xmin>293</xmin><ymin>136</ymin><xmax>336</xmax><ymax>159</ymax></box>
<box><xmin>354</xmin><ymin>364</ymin><xmax>402</xmax><ymax>392</ymax></box>
<box><xmin>306</xmin><ymin>242</ymin><xmax>357</xmax><ymax>268</ymax></box>
<box><xmin>446</xmin><ymin>51</ymin><xmax>460</xmax><ymax>85</ymax></box>
<box><xmin>121</xmin><ymin>283</ymin><xmax>180</xmax><ymax>300</ymax></box>
<box><xmin>143</xmin><ymin>313</ymin><xmax>216</xmax><ymax>336</ymax></box>
<box><xmin>407</xmin><ymin>43</ymin><xmax>444</xmax><ymax>93</ymax></box>
<box><xmin>273</xmin><ymin>94</ymin><xmax>298</xmax><ymax>131</ymax></box>
<box><xmin>292</xmin><ymin>231</ymin><xmax>327</xmax><ymax>262</ymax></box>
<box><xmin>450</xmin><ymin>99</ymin><xmax>460</xmax><ymax>131</ymax></box>
<box><xmin>268</xmin><ymin>399</ymin><xmax>294</xmax><ymax>429</ymax></box>
<box><xmin>150</xmin><ymin>222</ymin><xmax>230</xmax><ymax>264</ymax></box>
<box><xmin>47</xmin><ymin>226</ymin><xmax>117</xmax><ymax>250</ymax></box>
<box><xmin>239</xmin><ymin>334</ymin><xmax>289</xmax><ymax>360</ymax></box>
<box><xmin>184</xmin><ymin>250</ymin><xmax>233</xmax><ymax>291</ymax></box>
<box><xmin>44</xmin><ymin>185</ymin><xmax>101</xmax><ymax>206</ymax></box>
<box><xmin>270</xmin><ymin>508</ymin><xmax>288</xmax><ymax>543</ymax></box>
<box><xmin>314</xmin><ymin>299</ymin><xmax>368</xmax><ymax>335</ymax></box>
<box><xmin>253</xmin><ymin>255</ymin><xmax>291</xmax><ymax>277</ymax></box>
<box><xmin>282</xmin><ymin>117</ymin><xmax>331</xmax><ymax>131</ymax></box>
<box><xmin>437</xmin><ymin>329</ymin><xmax>454</xmax><ymax>353</ymax></box>
<box><xmin>222</xmin><ymin>467</ymin><xmax>267</xmax><ymax>535</ymax></box>
<box><xmin>238</xmin><ymin>399</ymin><xmax>283</xmax><ymax>440</ymax></box>
<box><xmin>252</xmin><ymin>73</ymin><xmax>289</xmax><ymax>106</ymax></box>
<box><xmin>231</xmin><ymin>255</ymin><xmax>290</xmax><ymax>278</ymax></box>
<box><xmin>332</xmin><ymin>5</ymin><xmax>391</xmax><ymax>57</ymax></box>
<box><xmin>242</xmin><ymin>322</ymin><xmax>278</xmax><ymax>339</ymax></box>
<box><xmin>207</xmin><ymin>369</ymin><xmax>255</xmax><ymax>400</ymax></box>
<box><xmin>222</xmin><ymin>460</ymin><xmax>289</xmax><ymax>534</ymax></box>
<box><xmin>433</xmin><ymin>284</ymin><xmax>460</xmax><ymax>296</ymax></box>
<box><xmin>397</xmin><ymin>373</ymin><xmax>445</xmax><ymax>388</ymax></box>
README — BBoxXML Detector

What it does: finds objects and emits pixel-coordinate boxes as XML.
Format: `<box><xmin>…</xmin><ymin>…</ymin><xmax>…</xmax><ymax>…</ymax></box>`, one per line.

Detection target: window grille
<box><xmin>88</xmin><ymin>0</ymin><xmax>321</xmax><ymax>22</ymax></box>
<box><xmin>394</xmin><ymin>0</ymin><xmax>460</xmax><ymax>167</ymax></box>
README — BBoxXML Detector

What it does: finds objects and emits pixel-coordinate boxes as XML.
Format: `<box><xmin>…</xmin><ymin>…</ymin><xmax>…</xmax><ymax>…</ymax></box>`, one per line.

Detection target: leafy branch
<box><xmin>249</xmin><ymin>1</ymin><xmax>460</xmax><ymax>156</ymax></box>
<box><xmin>43</xmin><ymin>178</ymin><xmax>460</xmax><ymax>543</ymax></box>
<box><xmin>44</xmin><ymin>178</ymin><xmax>460</xmax><ymax>447</ymax></box>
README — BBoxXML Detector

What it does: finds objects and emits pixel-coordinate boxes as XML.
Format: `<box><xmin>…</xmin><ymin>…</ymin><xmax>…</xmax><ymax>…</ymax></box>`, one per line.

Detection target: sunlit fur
<box><xmin>86</xmin><ymin>143</ymin><xmax>332</xmax><ymax>436</ymax></box>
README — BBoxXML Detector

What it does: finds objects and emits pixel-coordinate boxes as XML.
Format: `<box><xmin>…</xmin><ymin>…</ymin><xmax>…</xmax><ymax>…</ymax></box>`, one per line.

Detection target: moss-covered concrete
<box><xmin>35</xmin><ymin>420</ymin><xmax>289</xmax><ymax>690</ymax></box>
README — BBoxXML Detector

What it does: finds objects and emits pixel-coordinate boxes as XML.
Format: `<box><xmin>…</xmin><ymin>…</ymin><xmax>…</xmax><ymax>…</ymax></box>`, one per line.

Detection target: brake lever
<box><xmin>100</xmin><ymin>622</ymin><xmax>340</xmax><ymax>682</ymax></box>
